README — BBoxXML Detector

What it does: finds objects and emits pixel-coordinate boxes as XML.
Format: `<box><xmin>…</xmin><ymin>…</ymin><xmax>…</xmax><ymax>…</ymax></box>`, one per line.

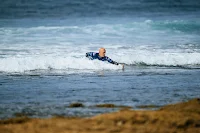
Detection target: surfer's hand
<box><xmin>122</xmin><ymin>64</ymin><xmax>124</xmax><ymax>70</ymax></box>
<box><xmin>119</xmin><ymin>63</ymin><xmax>124</xmax><ymax>70</ymax></box>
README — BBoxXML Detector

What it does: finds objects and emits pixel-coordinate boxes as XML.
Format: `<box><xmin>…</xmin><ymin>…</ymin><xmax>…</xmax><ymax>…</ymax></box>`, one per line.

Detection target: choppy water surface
<box><xmin>0</xmin><ymin>68</ymin><xmax>199</xmax><ymax>119</ymax></box>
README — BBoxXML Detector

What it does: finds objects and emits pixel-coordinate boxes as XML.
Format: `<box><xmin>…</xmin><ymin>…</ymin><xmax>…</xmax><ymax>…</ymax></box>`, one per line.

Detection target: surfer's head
<box><xmin>99</xmin><ymin>48</ymin><xmax>106</xmax><ymax>57</ymax></box>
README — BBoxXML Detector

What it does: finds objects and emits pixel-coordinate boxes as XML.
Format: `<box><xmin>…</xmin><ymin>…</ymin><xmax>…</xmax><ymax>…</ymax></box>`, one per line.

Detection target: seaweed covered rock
<box><xmin>160</xmin><ymin>98</ymin><xmax>200</xmax><ymax>114</ymax></box>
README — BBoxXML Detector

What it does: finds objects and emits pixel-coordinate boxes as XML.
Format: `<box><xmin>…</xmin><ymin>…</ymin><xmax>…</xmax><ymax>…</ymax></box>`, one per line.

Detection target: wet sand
<box><xmin>0</xmin><ymin>98</ymin><xmax>200</xmax><ymax>133</ymax></box>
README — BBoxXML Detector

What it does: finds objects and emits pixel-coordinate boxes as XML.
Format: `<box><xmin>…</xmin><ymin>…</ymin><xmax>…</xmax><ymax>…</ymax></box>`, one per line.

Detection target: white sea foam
<box><xmin>0</xmin><ymin>55</ymin><xmax>122</xmax><ymax>73</ymax></box>
<box><xmin>0</xmin><ymin>19</ymin><xmax>200</xmax><ymax>73</ymax></box>
<box><xmin>0</xmin><ymin>45</ymin><xmax>200</xmax><ymax>73</ymax></box>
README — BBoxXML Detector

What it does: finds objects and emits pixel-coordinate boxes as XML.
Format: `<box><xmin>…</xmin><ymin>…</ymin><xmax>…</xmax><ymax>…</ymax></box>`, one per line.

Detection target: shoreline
<box><xmin>0</xmin><ymin>98</ymin><xmax>200</xmax><ymax>133</ymax></box>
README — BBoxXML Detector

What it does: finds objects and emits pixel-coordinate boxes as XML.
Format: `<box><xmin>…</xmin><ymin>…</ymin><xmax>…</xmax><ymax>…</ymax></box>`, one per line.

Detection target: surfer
<box><xmin>86</xmin><ymin>48</ymin><xmax>124</xmax><ymax>69</ymax></box>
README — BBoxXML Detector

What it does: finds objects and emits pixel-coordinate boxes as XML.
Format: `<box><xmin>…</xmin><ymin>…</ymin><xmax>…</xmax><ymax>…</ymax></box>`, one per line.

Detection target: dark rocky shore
<box><xmin>0</xmin><ymin>98</ymin><xmax>200</xmax><ymax>133</ymax></box>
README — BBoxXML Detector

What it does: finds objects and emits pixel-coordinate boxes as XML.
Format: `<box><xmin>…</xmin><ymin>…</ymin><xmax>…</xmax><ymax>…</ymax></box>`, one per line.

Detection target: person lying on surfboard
<box><xmin>86</xmin><ymin>48</ymin><xmax>124</xmax><ymax>69</ymax></box>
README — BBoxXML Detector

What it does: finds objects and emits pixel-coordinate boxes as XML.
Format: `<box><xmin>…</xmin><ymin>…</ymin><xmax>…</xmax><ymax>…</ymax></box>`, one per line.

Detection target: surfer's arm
<box><xmin>106</xmin><ymin>56</ymin><xmax>119</xmax><ymax>65</ymax></box>
<box><xmin>109</xmin><ymin>59</ymin><xmax>124</xmax><ymax>70</ymax></box>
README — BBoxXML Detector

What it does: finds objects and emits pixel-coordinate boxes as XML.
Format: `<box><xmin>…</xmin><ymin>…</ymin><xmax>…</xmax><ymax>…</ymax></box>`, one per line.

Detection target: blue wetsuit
<box><xmin>86</xmin><ymin>52</ymin><xmax>119</xmax><ymax>65</ymax></box>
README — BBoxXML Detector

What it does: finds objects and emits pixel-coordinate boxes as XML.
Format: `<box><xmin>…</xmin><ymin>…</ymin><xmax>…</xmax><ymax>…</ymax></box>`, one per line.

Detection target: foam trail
<box><xmin>0</xmin><ymin>56</ymin><xmax>122</xmax><ymax>73</ymax></box>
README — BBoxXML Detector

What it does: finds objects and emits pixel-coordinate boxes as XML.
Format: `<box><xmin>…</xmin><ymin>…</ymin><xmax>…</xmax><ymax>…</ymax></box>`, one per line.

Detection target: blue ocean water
<box><xmin>0</xmin><ymin>0</ymin><xmax>200</xmax><ymax>119</ymax></box>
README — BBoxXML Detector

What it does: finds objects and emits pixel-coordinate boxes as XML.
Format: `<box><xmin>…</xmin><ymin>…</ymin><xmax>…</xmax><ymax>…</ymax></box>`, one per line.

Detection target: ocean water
<box><xmin>0</xmin><ymin>0</ymin><xmax>200</xmax><ymax>119</ymax></box>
